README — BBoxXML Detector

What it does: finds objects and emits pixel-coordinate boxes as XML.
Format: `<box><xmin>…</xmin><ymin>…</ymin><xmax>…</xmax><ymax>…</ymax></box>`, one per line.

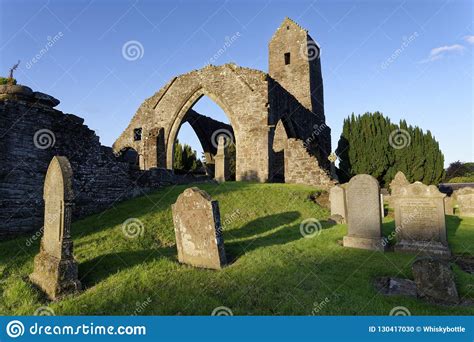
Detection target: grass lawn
<box><xmin>0</xmin><ymin>182</ymin><xmax>473</xmax><ymax>315</ymax></box>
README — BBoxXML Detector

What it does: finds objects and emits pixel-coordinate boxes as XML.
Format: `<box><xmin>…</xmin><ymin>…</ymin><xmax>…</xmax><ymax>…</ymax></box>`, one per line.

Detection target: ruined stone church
<box><xmin>0</xmin><ymin>18</ymin><xmax>333</xmax><ymax>237</ymax></box>
<box><xmin>113</xmin><ymin>17</ymin><xmax>333</xmax><ymax>185</ymax></box>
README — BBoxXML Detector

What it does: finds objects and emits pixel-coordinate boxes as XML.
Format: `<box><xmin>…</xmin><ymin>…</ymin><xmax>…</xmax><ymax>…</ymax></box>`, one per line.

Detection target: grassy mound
<box><xmin>0</xmin><ymin>182</ymin><xmax>473</xmax><ymax>315</ymax></box>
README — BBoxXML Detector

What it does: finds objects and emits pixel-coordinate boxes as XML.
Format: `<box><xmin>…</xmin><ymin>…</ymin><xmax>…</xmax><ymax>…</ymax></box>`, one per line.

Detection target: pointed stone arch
<box><xmin>114</xmin><ymin>64</ymin><xmax>272</xmax><ymax>181</ymax></box>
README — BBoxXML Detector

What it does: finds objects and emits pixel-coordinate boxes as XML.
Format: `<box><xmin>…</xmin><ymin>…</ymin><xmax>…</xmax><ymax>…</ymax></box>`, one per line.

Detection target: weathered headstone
<box><xmin>214</xmin><ymin>136</ymin><xmax>229</xmax><ymax>183</ymax></box>
<box><xmin>455</xmin><ymin>187</ymin><xmax>474</xmax><ymax>217</ymax></box>
<box><xmin>412</xmin><ymin>257</ymin><xmax>459</xmax><ymax>304</ymax></box>
<box><xmin>389</xmin><ymin>171</ymin><xmax>409</xmax><ymax>195</ymax></box>
<box><xmin>329</xmin><ymin>185</ymin><xmax>346</xmax><ymax>222</ymax></box>
<box><xmin>172</xmin><ymin>187</ymin><xmax>227</xmax><ymax>269</ymax></box>
<box><xmin>29</xmin><ymin>156</ymin><xmax>81</xmax><ymax>299</ymax></box>
<box><xmin>343</xmin><ymin>174</ymin><xmax>385</xmax><ymax>251</ymax></box>
<box><xmin>393</xmin><ymin>182</ymin><xmax>450</xmax><ymax>257</ymax></box>
<box><xmin>444</xmin><ymin>196</ymin><xmax>454</xmax><ymax>215</ymax></box>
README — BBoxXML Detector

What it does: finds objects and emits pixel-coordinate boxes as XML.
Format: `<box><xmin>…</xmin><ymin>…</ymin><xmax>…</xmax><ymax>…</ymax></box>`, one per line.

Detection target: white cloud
<box><xmin>420</xmin><ymin>44</ymin><xmax>465</xmax><ymax>63</ymax></box>
<box><xmin>464</xmin><ymin>35</ymin><xmax>474</xmax><ymax>44</ymax></box>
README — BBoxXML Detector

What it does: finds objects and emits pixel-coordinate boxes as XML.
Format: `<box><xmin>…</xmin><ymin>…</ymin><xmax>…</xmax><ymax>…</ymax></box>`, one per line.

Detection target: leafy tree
<box><xmin>336</xmin><ymin>112</ymin><xmax>445</xmax><ymax>186</ymax></box>
<box><xmin>445</xmin><ymin>161</ymin><xmax>474</xmax><ymax>181</ymax></box>
<box><xmin>173</xmin><ymin>139</ymin><xmax>203</xmax><ymax>172</ymax></box>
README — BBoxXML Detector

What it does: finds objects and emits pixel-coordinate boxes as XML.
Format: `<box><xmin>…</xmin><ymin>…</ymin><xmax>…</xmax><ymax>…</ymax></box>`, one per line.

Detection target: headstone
<box><xmin>455</xmin><ymin>187</ymin><xmax>474</xmax><ymax>217</ymax></box>
<box><xmin>214</xmin><ymin>136</ymin><xmax>229</xmax><ymax>183</ymax></box>
<box><xmin>412</xmin><ymin>257</ymin><xmax>459</xmax><ymax>304</ymax></box>
<box><xmin>327</xmin><ymin>153</ymin><xmax>339</xmax><ymax>181</ymax></box>
<box><xmin>343</xmin><ymin>174</ymin><xmax>385</xmax><ymax>251</ymax></box>
<box><xmin>172</xmin><ymin>187</ymin><xmax>227</xmax><ymax>269</ymax></box>
<box><xmin>389</xmin><ymin>171</ymin><xmax>409</xmax><ymax>195</ymax></box>
<box><xmin>29</xmin><ymin>156</ymin><xmax>81</xmax><ymax>299</ymax></box>
<box><xmin>393</xmin><ymin>182</ymin><xmax>450</xmax><ymax>257</ymax></box>
<box><xmin>444</xmin><ymin>196</ymin><xmax>454</xmax><ymax>215</ymax></box>
<box><xmin>329</xmin><ymin>185</ymin><xmax>346</xmax><ymax>222</ymax></box>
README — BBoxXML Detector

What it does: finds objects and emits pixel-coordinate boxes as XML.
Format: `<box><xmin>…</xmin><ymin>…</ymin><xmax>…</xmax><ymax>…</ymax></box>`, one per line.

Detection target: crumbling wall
<box><xmin>0</xmin><ymin>85</ymin><xmax>192</xmax><ymax>238</ymax></box>
<box><xmin>284</xmin><ymin>139</ymin><xmax>334</xmax><ymax>190</ymax></box>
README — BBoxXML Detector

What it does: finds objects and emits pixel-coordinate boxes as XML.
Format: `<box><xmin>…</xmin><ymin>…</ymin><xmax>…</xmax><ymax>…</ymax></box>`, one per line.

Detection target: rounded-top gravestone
<box><xmin>343</xmin><ymin>174</ymin><xmax>385</xmax><ymax>251</ymax></box>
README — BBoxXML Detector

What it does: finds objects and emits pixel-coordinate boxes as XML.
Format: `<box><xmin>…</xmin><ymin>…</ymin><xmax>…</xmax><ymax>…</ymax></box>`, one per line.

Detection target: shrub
<box><xmin>0</xmin><ymin>77</ymin><xmax>17</xmax><ymax>85</ymax></box>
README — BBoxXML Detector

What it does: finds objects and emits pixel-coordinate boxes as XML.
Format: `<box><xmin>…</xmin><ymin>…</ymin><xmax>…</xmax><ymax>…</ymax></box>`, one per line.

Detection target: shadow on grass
<box><xmin>78</xmin><ymin>246</ymin><xmax>176</xmax><ymax>287</ymax></box>
<box><xmin>71</xmin><ymin>181</ymin><xmax>256</xmax><ymax>239</ymax></box>
<box><xmin>225</xmin><ymin>211</ymin><xmax>339</xmax><ymax>262</ymax></box>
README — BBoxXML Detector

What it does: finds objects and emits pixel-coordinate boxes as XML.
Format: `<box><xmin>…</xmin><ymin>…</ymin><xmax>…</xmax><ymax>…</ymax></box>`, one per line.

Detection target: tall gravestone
<box><xmin>455</xmin><ymin>187</ymin><xmax>474</xmax><ymax>217</ymax></box>
<box><xmin>393</xmin><ymin>182</ymin><xmax>450</xmax><ymax>257</ymax></box>
<box><xmin>172</xmin><ymin>187</ymin><xmax>227</xmax><ymax>269</ymax></box>
<box><xmin>329</xmin><ymin>185</ymin><xmax>347</xmax><ymax>222</ymax></box>
<box><xmin>343</xmin><ymin>174</ymin><xmax>385</xmax><ymax>251</ymax></box>
<box><xmin>389</xmin><ymin>171</ymin><xmax>410</xmax><ymax>195</ymax></box>
<box><xmin>214</xmin><ymin>136</ymin><xmax>229</xmax><ymax>183</ymax></box>
<box><xmin>30</xmin><ymin>156</ymin><xmax>81</xmax><ymax>299</ymax></box>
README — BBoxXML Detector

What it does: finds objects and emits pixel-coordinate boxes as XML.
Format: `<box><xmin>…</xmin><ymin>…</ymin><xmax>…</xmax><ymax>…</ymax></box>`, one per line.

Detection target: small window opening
<box><xmin>284</xmin><ymin>52</ymin><xmax>291</xmax><ymax>65</ymax></box>
<box><xmin>286</xmin><ymin>25</ymin><xmax>289</xmax><ymax>30</ymax></box>
<box><xmin>133</xmin><ymin>128</ymin><xmax>142</xmax><ymax>141</ymax></box>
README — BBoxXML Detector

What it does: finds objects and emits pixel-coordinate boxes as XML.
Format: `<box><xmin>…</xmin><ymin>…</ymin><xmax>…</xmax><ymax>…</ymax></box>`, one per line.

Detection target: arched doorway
<box><xmin>171</xmin><ymin>95</ymin><xmax>236</xmax><ymax>180</ymax></box>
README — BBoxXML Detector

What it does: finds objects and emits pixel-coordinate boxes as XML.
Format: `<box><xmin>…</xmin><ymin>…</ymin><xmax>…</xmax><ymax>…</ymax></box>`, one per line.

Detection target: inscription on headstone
<box><xmin>172</xmin><ymin>187</ymin><xmax>227</xmax><ymax>269</ymax></box>
<box><xmin>393</xmin><ymin>182</ymin><xmax>450</xmax><ymax>257</ymax></box>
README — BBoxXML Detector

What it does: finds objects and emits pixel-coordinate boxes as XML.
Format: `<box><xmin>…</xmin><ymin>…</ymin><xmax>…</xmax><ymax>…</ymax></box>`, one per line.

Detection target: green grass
<box><xmin>0</xmin><ymin>182</ymin><xmax>473</xmax><ymax>316</ymax></box>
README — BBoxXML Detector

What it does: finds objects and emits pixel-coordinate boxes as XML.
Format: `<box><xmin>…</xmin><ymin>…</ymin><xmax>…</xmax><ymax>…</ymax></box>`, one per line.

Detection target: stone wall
<box><xmin>0</xmin><ymin>85</ymin><xmax>196</xmax><ymax>238</ymax></box>
<box><xmin>284</xmin><ymin>139</ymin><xmax>334</xmax><ymax>190</ymax></box>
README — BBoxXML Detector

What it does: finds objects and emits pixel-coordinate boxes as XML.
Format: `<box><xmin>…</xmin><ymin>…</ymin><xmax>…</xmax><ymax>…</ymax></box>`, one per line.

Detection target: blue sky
<box><xmin>1</xmin><ymin>0</ymin><xmax>472</xmax><ymax>166</ymax></box>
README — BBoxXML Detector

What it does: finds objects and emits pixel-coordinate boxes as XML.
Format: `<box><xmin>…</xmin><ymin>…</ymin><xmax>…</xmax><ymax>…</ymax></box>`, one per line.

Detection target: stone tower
<box><xmin>269</xmin><ymin>17</ymin><xmax>325</xmax><ymax>119</ymax></box>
